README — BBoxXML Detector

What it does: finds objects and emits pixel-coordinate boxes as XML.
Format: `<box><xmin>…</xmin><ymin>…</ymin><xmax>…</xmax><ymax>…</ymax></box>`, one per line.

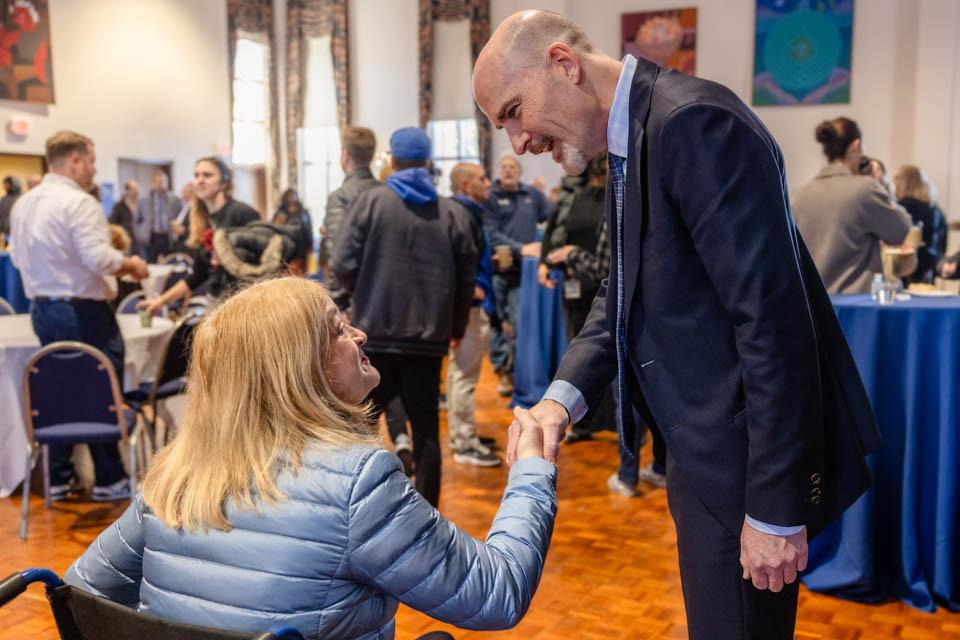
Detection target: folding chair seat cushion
<box><xmin>124</xmin><ymin>379</ymin><xmax>186</xmax><ymax>409</ymax></box>
<box><xmin>155</xmin><ymin>378</ymin><xmax>186</xmax><ymax>400</ymax></box>
<box><xmin>123</xmin><ymin>386</ymin><xmax>150</xmax><ymax>407</ymax></box>
<box><xmin>34</xmin><ymin>422</ymin><xmax>122</xmax><ymax>446</ymax></box>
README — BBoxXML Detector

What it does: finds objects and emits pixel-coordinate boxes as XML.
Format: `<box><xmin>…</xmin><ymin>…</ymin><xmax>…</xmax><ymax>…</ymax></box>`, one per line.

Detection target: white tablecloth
<box><xmin>0</xmin><ymin>314</ymin><xmax>174</xmax><ymax>497</ymax></box>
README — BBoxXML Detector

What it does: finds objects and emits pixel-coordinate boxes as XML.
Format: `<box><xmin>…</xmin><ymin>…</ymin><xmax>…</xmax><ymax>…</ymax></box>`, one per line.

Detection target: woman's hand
<box><xmin>136</xmin><ymin>298</ymin><xmax>165</xmax><ymax>317</ymax></box>
<box><xmin>511</xmin><ymin>407</ymin><xmax>545</xmax><ymax>462</ymax></box>
<box><xmin>537</xmin><ymin>263</ymin><xmax>555</xmax><ymax>289</ymax></box>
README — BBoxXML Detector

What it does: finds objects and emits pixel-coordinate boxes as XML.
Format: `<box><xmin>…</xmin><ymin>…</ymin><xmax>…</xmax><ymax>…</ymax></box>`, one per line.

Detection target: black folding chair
<box><xmin>0</xmin><ymin>568</ymin><xmax>303</xmax><ymax>640</ymax></box>
<box><xmin>124</xmin><ymin>312</ymin><xmax>201</xmax><ymax>451</ymax></box>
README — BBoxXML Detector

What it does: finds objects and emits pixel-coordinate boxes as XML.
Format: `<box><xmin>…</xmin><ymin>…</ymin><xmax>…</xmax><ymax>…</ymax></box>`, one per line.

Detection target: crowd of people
<box><xmin>3</xmin><ymin>9</ymin><xmax>956</xmax><ymax>640</ymax></box>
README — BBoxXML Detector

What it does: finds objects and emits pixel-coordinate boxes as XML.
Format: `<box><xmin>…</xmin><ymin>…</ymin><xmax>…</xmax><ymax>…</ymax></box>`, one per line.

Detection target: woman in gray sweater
<box><xmin>792</xmin><ymin>117</ymin><xmax>913</xmax><ymax>293</ymax></box>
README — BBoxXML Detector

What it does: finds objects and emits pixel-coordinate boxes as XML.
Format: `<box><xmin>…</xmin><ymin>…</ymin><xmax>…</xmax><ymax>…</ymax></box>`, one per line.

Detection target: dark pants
<box><xmin>146</xmin><ymin>232</ymin><xmax>170</xmax><ymax>263</ymax></box>
<box><xmin>384</xmin><ymin>396</ymin><xmax>409</xmax><ymax>443</ymax></box>
<box><xmin>30</xmin><ymin>299</ymin><xmax>127</xmax><ymax>487</ymax></box>
<box><xmin>666</xmin><ymin>452</ymin><xmax>799</xmax><ymax>639</ymax></box>
<box><xmin>368</xmin><ymin>352</ymin><xmax>443</xmax><ymax>507</ymax></box>
<box><xmin>488</xmin><ymin>274</ymin><xmax>520</xmax><ymax>373</ymax></box>
<box><xmin>619</xmin><ymin>421</ymin><xmax>667</xmax><ymax>485</ymax></box>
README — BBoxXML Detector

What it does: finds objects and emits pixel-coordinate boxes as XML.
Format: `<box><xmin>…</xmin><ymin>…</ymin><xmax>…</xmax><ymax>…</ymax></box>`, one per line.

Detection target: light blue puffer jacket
<box><xmin>65</xmin><ymin>445</ymin><xmax>557</xmax><ymax>639</ymax></box>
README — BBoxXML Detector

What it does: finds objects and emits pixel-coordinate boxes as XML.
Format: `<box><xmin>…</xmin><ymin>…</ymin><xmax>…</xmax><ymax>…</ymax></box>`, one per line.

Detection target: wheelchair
<box><xmin>0</xmin><ymin>568</ymin><xmax>303</xmax><ymax>640</ymax></box>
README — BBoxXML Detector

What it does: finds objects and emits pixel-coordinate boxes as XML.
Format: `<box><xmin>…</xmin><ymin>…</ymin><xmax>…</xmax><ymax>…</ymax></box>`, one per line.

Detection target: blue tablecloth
<box><xmin>0</xmin><ymin>252</ymin><xmax>28</xmax><ymax>312</ymax></box>
<box><xmin>803</xmin><ymin>294</ymin><xmax>960</xmax><ymax>612</ymax></box>
<box><xmin>512</xmin><ymin>257</ymin><xmax>568</xmax><ymax>407</ymax></box>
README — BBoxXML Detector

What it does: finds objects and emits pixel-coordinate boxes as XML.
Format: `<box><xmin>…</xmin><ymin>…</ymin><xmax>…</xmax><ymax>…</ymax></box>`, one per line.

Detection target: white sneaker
<box><xmin>453</xmin><ymin>446</ymin><xmax>502</xmax><ymax>467</ymax></box>
<box><xmin>92</xmin><ymin>477</ymin><xmax>131</xmax><ymax>502</ymax></box>
<box><xmin>607</xmin><ymin>472</ymin><xmax>638</xmax><ymax>497</ymax></box>
<box><xmin>638</xmin><ymin>463</ymin><xmax>667</xmax><ymax>488</ymax></box>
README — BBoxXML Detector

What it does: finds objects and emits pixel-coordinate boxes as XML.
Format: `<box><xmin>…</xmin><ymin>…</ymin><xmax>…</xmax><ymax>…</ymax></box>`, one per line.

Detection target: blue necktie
<box><xmin>608</xmin><ymin>153</ymin><xmax>634</xmax><ymax>468</ymax></box>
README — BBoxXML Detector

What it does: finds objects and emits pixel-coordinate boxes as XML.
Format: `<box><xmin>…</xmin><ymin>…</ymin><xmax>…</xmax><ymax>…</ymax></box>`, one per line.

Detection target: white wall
<box><xmin>0</xmin><ymin>0</ymin><xmax>231</xmax><ymax>194</ymax></box>
<box><xmin>539</xmin><ymin>0</ymin><xmax>960</xmax><ymax>214</ymax></box>
<box><xmin>349</xmin><ymin>0</ymin><xmax>420</xmax><ymax>157</ymax></box>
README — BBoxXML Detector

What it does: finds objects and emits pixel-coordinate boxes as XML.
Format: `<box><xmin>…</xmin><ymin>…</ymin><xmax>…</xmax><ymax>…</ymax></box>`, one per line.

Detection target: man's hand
<box><xmin>520</xmin><ymin>242</ymin><xmax>541</xmax><ymax>258</ymax></box>
<box><xmin>537</xmin><ymin>263</ymin><xmax>555</xmax><ymax>289</ymax></box>
<box><xmin>473</xmin><ymin>286</ymin><xmax>486</xmax><ymax>301</ymax></box>
<box><xmin>740</xmin><ymin>522</ymin><xmax>808</xmax><ymax>592</ymax></box>
<box><xmin>171</xmin><ymin>222</ymin><xmax>186</xmax><ymax>238</ymax></box>
<box><xmin>450</xmin><ymin>338</ymin><xmax>461</xmax><ymax>349</ymax></box>
<box><xmin>117</xmin><ymin>256</ymin><xmax>149</xmax><ymax>280</ymax></box>
<box><xmin>506</xmin><ymin>399</ymin><xmax>569</xmax><ymax>465</ymax></box>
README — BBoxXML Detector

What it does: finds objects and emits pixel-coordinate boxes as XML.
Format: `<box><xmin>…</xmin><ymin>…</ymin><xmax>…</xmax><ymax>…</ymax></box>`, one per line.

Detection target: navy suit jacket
<box><xmin>555</xmin><ymin>58</ymin><xmax>881</xmax><ymax>537</ymax></box>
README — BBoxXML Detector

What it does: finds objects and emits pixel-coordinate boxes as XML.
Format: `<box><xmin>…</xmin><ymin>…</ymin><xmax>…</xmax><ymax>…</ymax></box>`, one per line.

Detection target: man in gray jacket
<box><xmin>324</xmin><ymin>126</ymin><xmax>379</xmax><ymax>309</ymax></box>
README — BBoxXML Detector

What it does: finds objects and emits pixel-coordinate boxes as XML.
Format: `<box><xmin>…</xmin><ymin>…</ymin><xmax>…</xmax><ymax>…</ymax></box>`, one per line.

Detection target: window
<box><xmin>297</xmin><ymin>35</ymin><xmax>343</xmax><ymax>230</ymax></box>
<box><xmin>297</xmin><ymin>126</ymin><xmax>343</xmax><ymax>226</ymax></box>
<box><xmin>427</xmin><ymin>118</ymin><xmax>480</xmax><ymax>197</ymax></box>
<box><xmin>232</xmin><ymin>36</ymin><xmax>268</xmax><ymax>166</ymax></box>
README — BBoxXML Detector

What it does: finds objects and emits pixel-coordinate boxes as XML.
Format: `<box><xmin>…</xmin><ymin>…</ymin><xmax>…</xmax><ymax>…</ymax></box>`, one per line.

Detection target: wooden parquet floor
<box><xmin>1</xmin><ymin>360</ymin><xmax>958</xmax><ymax>639</ymax></box>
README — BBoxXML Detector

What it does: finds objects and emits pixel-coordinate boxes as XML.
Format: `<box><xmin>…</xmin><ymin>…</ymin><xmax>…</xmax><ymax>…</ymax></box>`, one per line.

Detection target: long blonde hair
<box><xmin>142</xmin><ymin>277</ymin><xmax>378</xmax><ymax>532</ymax></box>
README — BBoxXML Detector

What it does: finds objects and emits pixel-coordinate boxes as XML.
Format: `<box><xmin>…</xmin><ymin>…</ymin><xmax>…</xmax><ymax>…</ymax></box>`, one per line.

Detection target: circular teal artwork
<box><xmin>762</xmin><ymin>10</ymin><xmax>841</xmax><ymax>92</ymax></box>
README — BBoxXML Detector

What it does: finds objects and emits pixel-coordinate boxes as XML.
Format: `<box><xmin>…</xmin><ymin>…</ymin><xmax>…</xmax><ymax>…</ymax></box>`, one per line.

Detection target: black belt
<box><xmin>33</xmin><ymin>296</ymin><xmax>100</xmax><ymax>303</ymax></box>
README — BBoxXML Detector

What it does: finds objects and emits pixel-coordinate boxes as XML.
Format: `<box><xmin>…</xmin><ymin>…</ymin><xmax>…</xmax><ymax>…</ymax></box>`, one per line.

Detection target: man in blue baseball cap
<box><xmin>332</xmin><ymin>126</ymin><xmax>477</xmax><ymax>507</ymax></box>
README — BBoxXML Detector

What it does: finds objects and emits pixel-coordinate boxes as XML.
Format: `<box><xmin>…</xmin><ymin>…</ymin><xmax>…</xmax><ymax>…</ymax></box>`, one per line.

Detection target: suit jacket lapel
<box><xmin>623</xmin><ymin>59</ymin><xmax>659</xmax><ymax>329</ymax></box>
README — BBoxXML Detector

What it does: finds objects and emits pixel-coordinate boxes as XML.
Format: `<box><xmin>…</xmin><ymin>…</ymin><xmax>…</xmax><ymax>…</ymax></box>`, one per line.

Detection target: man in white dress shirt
<box><xmin>10</xmin><ymin>130</ymin><xmax>148</xmax><ymax>502</ymax></box>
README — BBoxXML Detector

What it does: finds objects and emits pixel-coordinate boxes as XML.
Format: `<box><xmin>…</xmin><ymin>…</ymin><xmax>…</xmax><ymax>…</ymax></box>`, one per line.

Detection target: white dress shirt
<box><xmin>542</xmin><ymin>55</ymin><xmax>804</xmax><ymax>537</ymax></box>
<box><xmin>10</xmin><ymin>173</ymin><xmax>124</xmax><ymax>300</ymax></box>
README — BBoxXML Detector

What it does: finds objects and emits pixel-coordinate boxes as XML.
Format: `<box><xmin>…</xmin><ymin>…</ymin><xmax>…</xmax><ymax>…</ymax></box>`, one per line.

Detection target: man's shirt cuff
<box><xmin>542</xmin><ymin>380</ymin><xmax>588</xmax><ymax>425</ymax></box>
<box><xmin>744</xmin><ymin>515</ymin><xmax>805</xmax><ymax>536</ymax></box>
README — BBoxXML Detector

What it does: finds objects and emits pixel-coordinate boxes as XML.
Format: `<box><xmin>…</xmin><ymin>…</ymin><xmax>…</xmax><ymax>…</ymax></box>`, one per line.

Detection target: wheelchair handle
<box><xmin>0</xmin><ymin>569</ymin><xmax>64</xmax><ymax>607</ymax></box>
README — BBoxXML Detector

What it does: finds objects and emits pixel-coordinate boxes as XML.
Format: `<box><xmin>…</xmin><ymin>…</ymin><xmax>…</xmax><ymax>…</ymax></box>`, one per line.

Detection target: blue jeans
<box><xmin>30</xmin><ymin>299</ymin><xmax>127</xmax><ymax>487</ymax></box>
<box><xmin>488</xmin><ymin>274</ymin><xmax>520</xmax><ymax>372</ymax></box>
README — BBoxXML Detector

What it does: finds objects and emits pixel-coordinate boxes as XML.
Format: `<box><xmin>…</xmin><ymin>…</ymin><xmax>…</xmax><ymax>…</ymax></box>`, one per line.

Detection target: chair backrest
<box><xmin>185</xmin><ymin>295</ymin><xmax>212</xmax><ymax>317</ymax></box>
<box><xmin>21</xmin><ymin>342</ymin><xmax>129</xmax><ymax>444</ymax></box>
<box><xmin>48</xmin><ymin>583</ymin><xmax>301</xmax><ymax>640</ymax></box>
<box><xmin>0</xmin><ymin>296</ymin><xmax>15</xmax><ymax>315</ymax></box>
<box><xmin>117</xmin><ymin>290</ymin><xmax>146</xmax><ymax>314</ymax></box>
<box><xmin>159</xmin><ymin>252</ymin><xmax>195</xmax><ymax>268</ymax></box>
<box><xmin>163</xmin><ymin>267</ymin><xmax>193</xmax><ymax>293</ymax></box>
<box><xmin>149</xmin><ymin>313</ymin><xmax>202</xmax><ymax>402</ymax></box>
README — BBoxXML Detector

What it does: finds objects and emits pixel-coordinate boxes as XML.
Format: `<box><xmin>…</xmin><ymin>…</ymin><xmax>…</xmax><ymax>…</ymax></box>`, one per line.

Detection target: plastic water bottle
<box><xmin>870</xmin><ymin>273</ymin><xmax>884</xmax><ymax>302</ymax></box>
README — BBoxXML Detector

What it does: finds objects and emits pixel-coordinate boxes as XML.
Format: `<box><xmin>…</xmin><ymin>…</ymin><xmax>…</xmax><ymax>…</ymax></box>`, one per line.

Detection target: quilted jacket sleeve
<box><xmin>64</xmin><ymin>493</ymin><xmax>146</xmax><ymax>607</ymax></box>
<box><xmin>347</xmin><ymin>449</ymin><xmax>557</xmax><ymax>630</ymax></box>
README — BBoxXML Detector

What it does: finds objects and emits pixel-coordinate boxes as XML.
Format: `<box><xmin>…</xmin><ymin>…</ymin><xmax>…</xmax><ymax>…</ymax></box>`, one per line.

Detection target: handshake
<box><xmin>507</xmin><ymin>400</ymin><xmax>571</xmax><ymax>465</ymax></box>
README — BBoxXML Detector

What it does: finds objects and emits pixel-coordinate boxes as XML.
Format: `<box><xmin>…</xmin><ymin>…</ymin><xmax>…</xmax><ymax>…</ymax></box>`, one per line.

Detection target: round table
<box><xmin>0</xmin><ymin>314</ymin><xmax>174</xmax><ymax>497</ymax></box>
<box><xmin>803</xmin><ymin>293</ymin><xmax>960</xmax><ymax>611</ymax></box>
<box><xmin>0</xmin><ymin>252</ymin><xmax>29</xmax><ymax>313</ymax></box>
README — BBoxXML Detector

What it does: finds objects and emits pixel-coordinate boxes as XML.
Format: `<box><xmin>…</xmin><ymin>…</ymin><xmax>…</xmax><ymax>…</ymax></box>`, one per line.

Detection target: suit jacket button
<box><xmin>811</xmin><ymin>495</ymin><xmax>821</xmax><ymax>505</ymax></box>
<box><xmin>810</xmin><ymin>473</ymin><xmax>821</xmax><ymax>483</ymax></box>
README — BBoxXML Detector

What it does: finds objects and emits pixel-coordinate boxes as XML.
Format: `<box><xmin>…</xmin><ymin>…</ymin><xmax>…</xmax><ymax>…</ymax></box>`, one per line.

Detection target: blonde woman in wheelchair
<box><xmin>66</xmin><ymin>277</ymin><xmax>556</xmax><ymax>640</ymax></box>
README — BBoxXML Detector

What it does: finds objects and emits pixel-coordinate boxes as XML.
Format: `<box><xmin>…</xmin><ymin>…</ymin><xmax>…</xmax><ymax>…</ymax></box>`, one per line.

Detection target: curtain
<box><xmin>418</xmin><ymin>0</ymin><xmax>492</xmax><ymax>172</ymax></box>
<box><xmin>286</xmin><ymin>0</ymin><xmax>350</xmax><ymax>188</ymax></box>
<box><xmin>227</xmin><ymin>0</ymin><xmax>280</xmax><ymax>206</ymax></box>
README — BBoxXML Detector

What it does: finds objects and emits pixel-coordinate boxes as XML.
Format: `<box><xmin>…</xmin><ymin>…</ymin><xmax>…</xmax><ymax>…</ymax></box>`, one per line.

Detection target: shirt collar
<box><xmin>43</xmin><ymin>172</ymin><xmax>84</xmax><ymax>192</ymax></box>
<box><xmin>606</xmin><ymin>54</ymin><xmax>636</xmax><ymax>159</ymax></box>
